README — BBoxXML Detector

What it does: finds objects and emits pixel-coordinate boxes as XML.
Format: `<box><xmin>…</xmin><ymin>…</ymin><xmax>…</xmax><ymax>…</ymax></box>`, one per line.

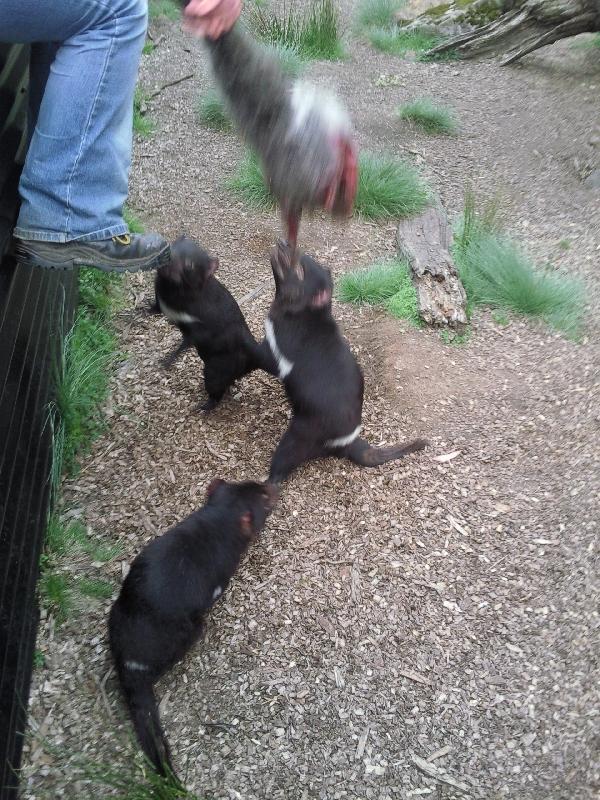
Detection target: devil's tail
<box><xmin>118</xmin><ymin>666</ymin><xmax>177</xmax><ymax>781</ymax></box>
<box><xmin>345</xmin><ymin>437</ymin><xmax>428</xmax><ymax>467</ymax></box>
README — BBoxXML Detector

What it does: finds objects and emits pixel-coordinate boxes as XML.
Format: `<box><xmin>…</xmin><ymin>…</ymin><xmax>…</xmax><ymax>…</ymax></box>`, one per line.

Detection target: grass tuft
<box><xmin>228</xmin><ymin>151</ymin><xmax>276</xmax><ymax>210</ymax></box>
<box><xmin>134</xmin><ymin>88</ymin><xmax>155</xmax><ymax>137</ymax></box>
<box><xmin>354</xmin><ymin>152</ymin><xmax>429</xmax><ymax>220</ymax></box>
<box><xmin>368</xmin><ymin>26</ymin><xmax>439</xmax><ymax>55</ymax></box>
<box><xmin>148</xmin><ymin>0</ymin><xmax>180</xmax><ymax>21</ymax></box>
<box><xmin>123</xmin><ymin>205</ymin><xmax>146</xmax><ymax>234</ymax></box>
<box><xmin>142</xmin><ymin>41</ymin><xmax>156</xmax><ymax>55</ymax></box>
<box><xmin>354</xmin><ymin>0</ymin><xmax>404</xmax><ymax>31</ymax></box>
<box><xmin>229</xmin><ymin>149</ymin><xmax>429</xmax><ymax>220</ymax></box>
<box><xmin>56</xmin><ymin>312</ymin><xmax>117</xmax><ymax>475</ymax></box>
<box><xmin>79</xmin><ymin>755</ymin><xmax>198</xmax><ymax>799</ymax></box>
<box><xmin>454</xmin><ymin>194</ymin><xmax>584</xmax><ymax>336</ymax></box>
<box><xmin>248</xmin><ymin>0</ymin><xmax>343</xmax><ymax>60</ymax></box>
<box><xmin>45</xmin><ymin>516</ymin><xmax>87</xmax><ymax>557</ymax></box>
<box><xmin>197</xmin><ymin>90</ymin><xmax>233</xmax><ymax>131</ymax></box>
<box><xmin>338</xmin><ymin>259</ymin><xmax>420</xmax><ymax>325</ymax></box>
<box><xmin>40</xmin><ymin>572</ymin><xmax>73</xmax><ymax>625</ymax></box>
<box><xmin>398</xmin><ymin>98</ymin><xmax>458</xmax><ymax>135</ymax></box>
<box><xmin>78</xmin><ymin>577</ymin><xmax>114</xmax><ymax>601</ymax></box>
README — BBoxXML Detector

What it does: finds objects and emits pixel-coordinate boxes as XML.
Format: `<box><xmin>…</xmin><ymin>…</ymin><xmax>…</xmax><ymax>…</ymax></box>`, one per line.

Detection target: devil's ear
<box><xmin>206</xmin><ymin>478</ymin><xmax>225</xmax><ymax>498</ymax></box>
<box><xmin>207</xmin><ymin>257</ymin><xmax>219</xmax><ymax>277</ymax></box>
<box><xmin>240</xmin><ymin>511</ymin><xmax>254</xmax><ymax>538</ymax></box>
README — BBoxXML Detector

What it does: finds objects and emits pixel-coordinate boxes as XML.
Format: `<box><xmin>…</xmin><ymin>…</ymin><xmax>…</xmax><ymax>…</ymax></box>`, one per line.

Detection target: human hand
<box><xmin>183</xmin><ymin>0</ymin><xmax>242</xmax><ymax>39</ymax></box>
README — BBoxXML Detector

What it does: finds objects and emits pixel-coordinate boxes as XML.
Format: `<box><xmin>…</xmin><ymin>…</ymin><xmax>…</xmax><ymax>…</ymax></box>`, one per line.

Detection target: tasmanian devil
<box><xmin>263</xmin><ymin>240</ymin><xmax>428</xmax><ymax>484</ymax></box>
<box><xmin>154</xmin><ymin>235</ymin><xmax>265</xmax><ymax>411</ymax></box>
<box><xmin>108</xmin><ymin>478</ymin><xmax>278</xmax><ymax>780</ymax></box>
<box><xmin>204</xmin><ymin>25</ymin><xmax>358</xmax><ymax>248</ymax></box>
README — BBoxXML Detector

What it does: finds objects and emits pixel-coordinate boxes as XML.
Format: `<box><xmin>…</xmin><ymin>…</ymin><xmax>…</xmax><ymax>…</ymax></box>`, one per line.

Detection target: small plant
<box><xmin>45</xmin><ymin>515</ymin><xmax>87</xmax><ymax>557</ymax></box>
<box><xmin>339</xmin><ymin>259</ymin><xmax>420</xmax><ymax>325</ymax></box>
<box><xmin>79</xmin><ymin>755</ymin><xmax>197</xmax><ymax>799</ymax></box>
<box><xmin>354</xmin><ymin>151</ymin><xmax>429</xmax><ymax>220</ymax></box>
<box><xmin>354</xmin><ymin>0</ymin><xmax>404</xmax><ymax>32</ymax></box>
<box><xmin>228</xmin><ymin>151</ymin><xmax>276</xmax><ymax>210</ymax></box>
<box><xmin>40</xmin><ymin>572</ymin><xmax>73</xmax><ymax>624</ymax></box>
<box><xmin>398</xmin><ymin>98</ymin><xmax>458</xmax><ymax>135</ymax></box>
<box><xmin>265</xmin><ymin>41</ymin><xmax>306</xmax><ymax>77</ymax></box>
<box><xmin>454</xmin><ymin>195</ymin><xmax>584</xmax><ymax>336</ymax></box>
<box><xmin>197</xmin><ymin>90</ymin><xmax>233</xmax><ymax>131</ymax></box>
<box><xmin>492</xmin><ymin>310</ymin><xmax>510</xmax><ymax>326</ymax></box>
<box><xmin>249</xmin><ymin>0</ymin><xmax>343</xmax><ymax>60</ymax></box>
<box><xmin>440</xmin><ymin>327</ymin><xmax>471</xmax><ymax>346</ymax></box>
<box><xmin>558</xmin><ymin>239</ymin><xmax>571</xmax><ymax>251</ymax></box>
<box><xmin>368</xmin><ymin>27</ymin><xmax>439</xmax><ymax>56</ymax></box>
<box><xmin>33</xmin><ymin>650</ymin><xmax>46</xmax><ymax>669</ymax></box>
<box><xmin>142</xmin><ymin>41</ymin><xmax>156</xmax><ymax>55</ymax></box>
<box><xmin>78</xmin><ymin>577</ymin><xmax>114</xmax><ymax>601</ymax></box>
<box><xmin>133</xmin><ymin>88</ymin><xmax>155</xmax><ymax>137</ymax></box>
<box><xmin>124</xmin><ymin>205</ymin><xmax>145</xmax><ymax>234</ymax></box>
<box><xmin>148</xmin><ymin>0</ymin><xmax>180</xmax><ymax>21</ymax></box>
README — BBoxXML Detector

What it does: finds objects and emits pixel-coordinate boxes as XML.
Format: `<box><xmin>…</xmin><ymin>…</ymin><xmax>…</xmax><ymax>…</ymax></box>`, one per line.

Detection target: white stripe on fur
<box><xmin>325</xmin><ymin>425</ymin><xmax>361</xmax><ymax>449</ymax></box>
<box><xmin>265</xmin><ymin>318</ymin><xmax>294</xmax><ymax>380</ymax></box>
<box><xmin>159</xmin><ymin>298</ymin><xmax>200</xmax><ymax>325</ymax></box>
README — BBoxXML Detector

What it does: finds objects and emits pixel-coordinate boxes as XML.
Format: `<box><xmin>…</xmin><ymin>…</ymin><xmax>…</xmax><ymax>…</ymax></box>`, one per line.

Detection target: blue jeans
<box><xmin>0</xmin><ymin>0</ymin><xmax>148</xmax><ymax>242</ymax></box>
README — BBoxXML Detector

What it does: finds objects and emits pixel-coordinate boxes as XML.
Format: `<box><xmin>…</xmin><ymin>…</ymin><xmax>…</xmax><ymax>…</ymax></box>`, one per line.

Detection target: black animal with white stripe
<box><xmin>108</xmin><ymin>479</ymin><xmax>278</xmax><ymax>780</ymax></box>
<box><xmin>153</xmin><ymin>236</ymin><xmax>266</xmax><ymax>411</ymax></box>
<box><xmin>265</xmin><ymin>240</ymin><xmax>427</xmax><ymax>483</ymax></box>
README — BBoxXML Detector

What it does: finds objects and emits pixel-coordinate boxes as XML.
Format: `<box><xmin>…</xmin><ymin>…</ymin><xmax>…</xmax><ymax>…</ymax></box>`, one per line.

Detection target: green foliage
<box><xmin>123</xmin><ymin>205</ymin><xmax>146</xmax><ymax>234</ymax></box>
<box><xmin>249</xmin><ymin>0</ymin><xmax>343</xmax><ymax>60</ymax></box>
<box><xmin>197</xmin><ymin>90</ymin><xmax>233</xmax><ymax>131</ymax></box>
<box><xmin>354</xmin><ymin>0</ymin><xmax>404</xmax><ymax>32</ymax></box>
<box><xmin>40</xmin><ymin>572</ymin><xmax>73</xmax><ymax>624</ymax></box>
<box><xmin>148</xmin><ymin>0</ymin><xmax>180</xmax><ymax>21</ymax></box>
<box><xmin>78</xmin><ymin>577</ymin><xmax>114</xmax><ymax>601</ymax></box>
<box><xmin>78</xmin><ymin>756</ymin><xmax>198</xmax><ymax>799</ymax></box>
<box><xmin>558</xmin><ymin>239</ymin><xmax>571</xmax><ymax>251</ymax></box>
<box><xmin>45</xmin><ymin>516</ymin><xmax>87</xmax><ymax>557</ymax></box>
<box><xmin>440</xmin><ymin>327</ymin><xmax>471</xmax><ymax>346</ymax></box>
<box><xmin>398</xmin><ymin>98</ymin><xmax>458</xmax><ymax>134</ymax></box>
<box><xmin>228</xmin><ymin>151</ymin><xmax>276</xmax><ymax>210</ymax></box>
<box><xmin>133</xmin><ymin>89</ymin><xmax>155</xmax><ymax>137</ymax></box>
<box><xmin>338</xmin><ymin>259</ymin><xmax>420</xmax><ymax>325</ymax></box>
<box><xmin>142</xmin><ymin>41</ymin><xmax>156</xmax><ymax>55</ymax></box>
<box><xmin>264</xmin><ymin>41</ymin><xmax>307</xmax><ymax>76</ymax></box>
<box><xmin>56</xmin><ymin>312</ymin><xmax>117</xmax><ymax>475</ymax></box>
<box><xmin>368</xmin><ymin>27</ymin><xmax>440</xmax><ymax>55</ymax></box>
<box><xmin>492</xmin><ymin>310</ymin><xmax>509</xmax><ymax>326</ymax></box>
<box><xmin>33</xmin><ymin>649</ymin><xmax>46</xmax><ymax>669</ymax></box>
<box><xmin>229</xmin><ymin>150</ymin><xmax>429</xmax><ymax>220</ymax></box>
<box><xmin>354</xmin><ymin>152</ymin><xmax>429</xmax><ymax>220</ymax></box>
<box><xmin>454</xmin><ymin>194</ymin><xmax>584</xmax><ymax>336</ymax></box>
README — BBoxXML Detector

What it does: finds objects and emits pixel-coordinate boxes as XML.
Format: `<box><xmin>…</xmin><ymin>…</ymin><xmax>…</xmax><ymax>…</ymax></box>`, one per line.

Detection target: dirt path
<box><xmin>22</xmin><ymin>10</ymin><xmax>599</xmax><ymax>800</ymax></box>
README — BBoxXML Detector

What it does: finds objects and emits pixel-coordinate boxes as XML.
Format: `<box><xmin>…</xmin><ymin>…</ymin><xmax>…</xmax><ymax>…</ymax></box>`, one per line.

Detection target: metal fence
<box><xmin>0</xmin><ymin>43</ymin><xmax>78</xmax><ymax>799</ymax></box>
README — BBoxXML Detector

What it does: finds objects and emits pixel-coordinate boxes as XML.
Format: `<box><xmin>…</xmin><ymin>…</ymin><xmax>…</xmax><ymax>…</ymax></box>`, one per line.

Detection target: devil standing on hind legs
<box><xmin>263</xmin><ymin>240</ymin><xmax>428</xmax><ymax>484</ymax></box>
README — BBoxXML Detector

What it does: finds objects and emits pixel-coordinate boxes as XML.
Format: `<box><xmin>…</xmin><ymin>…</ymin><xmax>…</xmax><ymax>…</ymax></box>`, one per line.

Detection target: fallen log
<box><xmin>397</xmin><ymin>204</ymin><xmax>468</xmax><ymax>328</ymax></box>
<box><xmin>426</xmin><ymin>0</ymin><xmax>600</xmax><ymax>65</ymax></box>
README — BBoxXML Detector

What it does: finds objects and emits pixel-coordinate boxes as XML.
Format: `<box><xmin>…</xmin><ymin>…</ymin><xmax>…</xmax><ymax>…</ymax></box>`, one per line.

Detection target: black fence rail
<box><xmin>0</xmin><ymin>44</ymin><xmax>78</xmax><ymax>799</ymax></box>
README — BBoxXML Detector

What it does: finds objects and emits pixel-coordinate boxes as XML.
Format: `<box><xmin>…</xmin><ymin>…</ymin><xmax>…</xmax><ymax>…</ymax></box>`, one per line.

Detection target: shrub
<box><xmin>354</xmin><ymin>152</ymin><xmax>429</xmax><ymax>219</ymax></box>
<box><xmin>398</xmin><ymin>98</ymin><xmax>458</xmax><ymax>135</ymax></box>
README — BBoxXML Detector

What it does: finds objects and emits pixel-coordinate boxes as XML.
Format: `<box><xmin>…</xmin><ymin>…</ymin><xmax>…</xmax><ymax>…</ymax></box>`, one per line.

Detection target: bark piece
<box><xmin>396</xmin><ymin>205</ymin><xmax>467</xmax><ymax>328</ymax></box>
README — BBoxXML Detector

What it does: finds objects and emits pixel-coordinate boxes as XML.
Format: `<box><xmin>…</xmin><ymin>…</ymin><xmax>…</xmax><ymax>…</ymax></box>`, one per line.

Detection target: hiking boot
<box><xmin>13</xmin><ymin>232</ymin><xmax>170</xmax><ymax>272</ymax></box>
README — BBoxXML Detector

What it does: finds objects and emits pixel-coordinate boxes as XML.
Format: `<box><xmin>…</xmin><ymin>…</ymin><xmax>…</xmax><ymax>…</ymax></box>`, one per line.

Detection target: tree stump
<box><xmin>397</xmin><ymin>205</ymin><xmax>468</xmax><ymax>328</ymax></box>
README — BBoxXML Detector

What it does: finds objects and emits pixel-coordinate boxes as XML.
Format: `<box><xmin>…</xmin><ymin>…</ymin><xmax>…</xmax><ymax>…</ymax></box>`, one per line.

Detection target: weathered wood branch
<box><xmin>397</xmin><ymin>205</ymin><xmax>468</xmax><ymax>328</ymax></box>
<box><xmin>426</xmin><ymin>0</ymin><xmax>600</xmax><ymax>64</ymax></box>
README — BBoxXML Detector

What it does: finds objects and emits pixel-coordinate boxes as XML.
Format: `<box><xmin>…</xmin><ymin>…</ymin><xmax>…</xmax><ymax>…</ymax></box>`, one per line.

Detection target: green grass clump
<box><xmin>338</xmin><ymin>259</ymin><xmax>420</xmax><ymax>325</ymax></box>
<box><xmin>398</xmin><ymin>98</ymin><xmax>458</xmax><ymax>135</ymax></box>
<box><xmin>368</xmin><ymin>27</ymin><xmax>439</xmax><ymax>55</ymax></box>
<box><xmin>354</xmin><ymin>0</ymin><xmax>404</xmax><ymax>31</ymax></box>
<box><xmin>57</xmin><ymin>312</ymin><xmax>116</xmax><ymax>475</ymax></box>
<box><xmin>79</xmin><ymin>756</ymin><xmax>197</xmax><ymax>799</ymax></box>
<box><xmin>228</xmin><ymin>151</ymin><xmax>276</xmax><ymax>210</ymax></box>
<box><xmin>354</xmin><ymin>151</ymin><xmax>429</xmax><ymax>219</ymax></box>
<box><xmin>197</xmin><ymin>90</ymin><xmax>233</xmax><ymax>131</ymax></box>
<box><xmin>45</xmin><ymin>516</ymin><xmax>87</xmax><ymax>557</ymax></box>
<box><xmin>33</xmin><ymin>650</ymin><xmax>46</xmax><ymax>669</ymax></box>
<box><xmin>440</xmin><ymin>327</ymin><xmax>471</xmax><ymax>346</ymax></box>
<box><xmin>133</xmin><ymin>88</ymin><xmax>155</xmax><ymax>137</ymax></box>
<box><xmin>148</xmin><ymin>0</ymin><xmax>180</xmax><ymax>20</ymax></box>
<box><xmin>454</xmin><ymin>195</ymin><xmax>584</xmax><ymax>336</ymax></box>
<box><xmin>123</xmin><ymin>205</ymin><xmax>145</xmax><ymax>234</ymax></box>
<box><xmin>249</xmin><ymin>0</ymin><xmax>343</xmax><ymax>60</ymax></box>
<box><xmin>40</xmin><ymin>572</ymin><xmax>73</xmax><ymax>625</ymax></box>
<box><xmin>142</xmin><ymin>41</ymin><xmax>156</xmax><ymax>55</ymax></box>
<box><xmin>229</xmin><ymin>150</ymin><xmax>429</xmax><ymax>220</ymax></box>
<box><xmin>78</xmin><ymin>577</ymin><xmax>114</xmax><ymax>601</ymax></box>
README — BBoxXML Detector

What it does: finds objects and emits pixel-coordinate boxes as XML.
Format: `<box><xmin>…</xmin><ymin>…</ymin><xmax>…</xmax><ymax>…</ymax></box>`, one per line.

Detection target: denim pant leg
<box><xmin>0</xmin><ymin>0</ymin><xmax>148</xmax><ymax>242</ymax></box>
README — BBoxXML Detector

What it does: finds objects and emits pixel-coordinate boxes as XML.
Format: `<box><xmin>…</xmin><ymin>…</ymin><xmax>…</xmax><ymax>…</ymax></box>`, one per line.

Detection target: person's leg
<box><xmin>0</xmin><ymin>0</ymin><xmax>169</xmax><ymax>271</ymax></box>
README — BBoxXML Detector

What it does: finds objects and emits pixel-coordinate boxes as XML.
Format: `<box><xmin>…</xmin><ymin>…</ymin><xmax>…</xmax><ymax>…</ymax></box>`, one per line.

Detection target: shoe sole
<box><xmin>12</xmin><ymin>241</ymin><xmax>171</xmax><ymax>273</ymax></box>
